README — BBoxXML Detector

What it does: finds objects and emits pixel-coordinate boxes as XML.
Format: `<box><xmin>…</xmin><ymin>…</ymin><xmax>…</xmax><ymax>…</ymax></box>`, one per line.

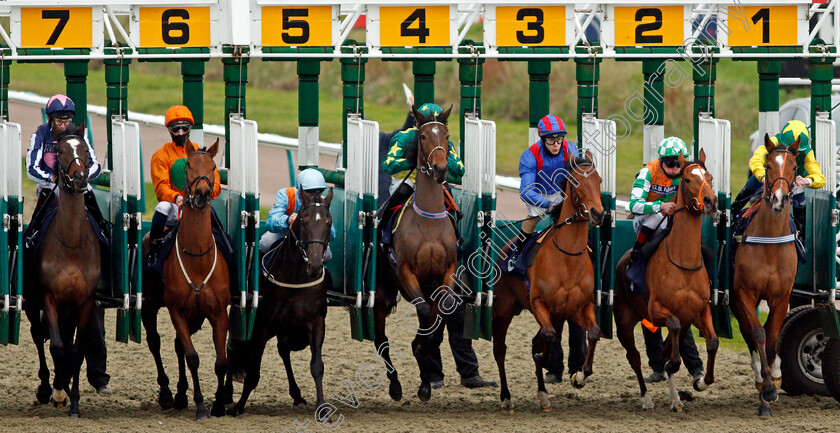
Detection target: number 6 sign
<box><xmin>133</xmin><ymin>6</ymin><xmax>213</xmax><ymax>48</ymax></box>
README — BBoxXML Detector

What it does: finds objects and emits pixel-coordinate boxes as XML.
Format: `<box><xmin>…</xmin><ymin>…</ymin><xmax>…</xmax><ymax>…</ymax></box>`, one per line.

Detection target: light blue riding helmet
<box><xmin>297</xmin><ymin>168</ymin><xmax>327</xmax><ymax>191</ymax></box>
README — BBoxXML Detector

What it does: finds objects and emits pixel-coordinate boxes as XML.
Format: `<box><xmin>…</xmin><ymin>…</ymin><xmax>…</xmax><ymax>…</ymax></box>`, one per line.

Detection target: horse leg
<box><xmin>171</xmin><ymin>312</ymin><xmax>208</xmax><ymax>421</ymax></box>
<box><xmin>227</xmin><ymin>329</ymin><xmax>270</xmax><ymax>416</ymax></box>
<box><xmin>730</xmin><ymin>288</ymin><xmax>773</xmax><ymax>416</ymax></box>
<box><xmin>651</xmin><ymin>301</ymin><xmax>683</xmax><ymax>413</ymax></box>
<box><xmin>412</xmin><ymin>300</ymin><xmax>445</xmax><ymax>403</ymax></box>
<box><xmin>571</xmin><ymin>303</ymin><xmax>600</xmax><ymax>389</ymax></box>
<box><xmin>373</xmin><ymin>294</ymin><xmax>402</xmax><ymax>401</ymax></box>
<box><xmin>173</xmin><ymin>337</ymin><xmax>189</xmax><ymax>410</ymax></box>
<box><xmin>43</xmin><ymin>297</ymin><xmax>69</xmax><ymax>408</ymax></box>
<box><xmin>693</xmin><ymin>303</ymin><xmax>719</xmax><ymax>392</ymax></box>
<box><xmin>764</xmin><ymin>298</ymin><xmax>789</xmax><ymax>390</ymax></box>
<box><xmin>278</xmin><ymin>346</ymin><xmax>306</xmax><ymax>406</ymax></box>
<box><xmin>530</xmin><ymin>329</ymin><xmax>551</xmax><ymax>411</ymax></box>
<box><xmin>492</xmin><ymin>298</ymin><xmax>518</xmax><ymax>412</ymax></box>
<box><xmin>67</xmin><ymin>300</ymin><xmax>93</xmax><ymax>418</ymax></box>
<box><xmin>26</xmin><ymin>305</ymin><xmax>52</xmax><ymax>404</ymax></box>
<box><xmin>142</xmin><ymin>305</ymin><xmax>173</xmax><ymax>410</ymax></box>
<box><xmin>530</xmin><ymin>297</ymin><xmax>555</xmax><ymax>411</ymax></box>
<box><xmin>208</xmin><ymin>311</ymin><xmax>229</xmax><ymax>418</ymax></box>
<box><xmin>309</xmin><ymin>316</ymin><xmax>327</xmax><ymax>412</ymax></box>
<box><xmin>615</xmin><ymin>308</ymin><xmax>651</xmax><ymax>410</ymax></box>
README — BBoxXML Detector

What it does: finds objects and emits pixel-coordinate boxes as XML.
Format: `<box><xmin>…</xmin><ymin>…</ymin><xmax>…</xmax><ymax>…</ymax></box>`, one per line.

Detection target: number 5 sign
<box><xmin>131</xmin><ymin>6</ymin><xmax>217</xmax><ymax>48</ymax></box>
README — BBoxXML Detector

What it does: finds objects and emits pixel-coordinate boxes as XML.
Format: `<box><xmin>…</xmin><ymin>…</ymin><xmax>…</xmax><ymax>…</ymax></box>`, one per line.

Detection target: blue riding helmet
<box><xmin>45</xmin><ymin>94</ymin><xmax>76</xmax><ymax>119</ymax></box>
<box><xmin>537</xmin><ymin>114</ymin><xmax>567</xmax><ymax>138</ymax></box>
<box><xmin>297</xmin><ymin>168</ymin><xmax>327</xmax><ymax>191</ymax></box>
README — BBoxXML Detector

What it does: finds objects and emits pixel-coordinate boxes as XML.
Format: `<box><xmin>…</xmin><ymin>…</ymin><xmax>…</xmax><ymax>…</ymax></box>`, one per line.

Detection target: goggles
<box><xmin>543</xmin><ymin>133</ymin><xmax>565</xmax><ymax>142</ymax></box>
<box><xmin>168</xmin><ymin>123</ymin><xmax>192</xmax><ymax>134</ymax></box>
<box><xmin>662</xmin><ymin>158</ymin><xmax>681</xmax><ymax>169</ymax></box>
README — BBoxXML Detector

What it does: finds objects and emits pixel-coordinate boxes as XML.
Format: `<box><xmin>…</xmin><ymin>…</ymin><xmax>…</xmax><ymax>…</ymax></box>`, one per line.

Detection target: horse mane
<box><xmin>54</xmin><ymin>123</ymin><xmax>83</xmax><ymax>142</ymax></box>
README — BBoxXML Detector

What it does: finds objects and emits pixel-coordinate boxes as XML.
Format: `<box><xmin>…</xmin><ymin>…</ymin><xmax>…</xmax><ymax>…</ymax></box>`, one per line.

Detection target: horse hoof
<box><xmin>757</xmin><ymin>405</ymin><xmax>772</xmax><ymax>417</ymax></box>
<box><xmin>227</xmin><ymin>404</ymin><xmax>245</xmax><ymax>417</ymax></box>
<box><xmin>173</xmin><ymin>393</ymin><xmax>188</xmax><ymax>410</ymax></box>
<box><xmin>754</xmin><ymin>381</ymin><xmax>764</xmax><ymax>392</ymax></box>
<box><xmin>677</xmin><ymin>391</ymin><xmax>694</xmax><ymax>402</ymax></box>
<box><xmin>671</xmin><ymin>403</ymin><xmax>683</xmax><ymax>413</ymax></box>
<box><xmin>500</xmin><ymin>398</ymin><xmax>514</xmax><ymax>413</ymax></box>
<box><xmin>641</xmin><ymin>394</ymin><xmax>654</xmax><ymax>410</ymax></box>
<box><xmin>158</xmin><ymin>389</ymin><xmax>174</xmax><ymax>410</ymax></box>
<box><xmin>571</xmin><ymin>372</ymin><xmax>587</xmax><ymax>389</ymax></box>
<box><xmin>417</xmin><ymin>384</ymin><xmax>431</xmax><ymax>402</ymax></box>
<box><xmin>389</xmin><ymin>382</ymin><xmax>403</xmax><ymax>401</ymax></box>
<box><xmin>693</xmin><ymin>377</ymin><xmax>708</xmax><ymax>392</ymax></box>
<box><xmin>210</xmin><ymin>401</ymin><xmax>226</xmax><ymax>417</ymax></box>
<box><xmin>51</xmin><ymin>390</ymin><xmax>68</xmax><ymax>409</ymax></box>
<box><xmin>537</xmin><ymin>391</ymin><xmax>551</xmax><ymax>411</ymax></box>
<box><xmin>772</xmin><ymin>377</ymin><xmax>782</xmax><ymax>389</ymax></box>
<box><xmin>195</xmin><ymin>411</ymin><xmax>209</xmax><ymax>421</ymax></box>
<box><xmin>293</xmin><ymin>398</ymin><xmax>308</xmax><ymax>407</ymax></box>
<box><xmin>36</xmin><ymin>385</ymin><xmax>52</xmax><ymax>405</ymax></box>
<box><xmin>761</xmin><ymin>388</ymin><xmax>778</xmax><ymax>404</ymax></box>
<box><xmin>68</xmin><ymin>411</ymin><xmax>80</xmax><ymax>419</ymax></box>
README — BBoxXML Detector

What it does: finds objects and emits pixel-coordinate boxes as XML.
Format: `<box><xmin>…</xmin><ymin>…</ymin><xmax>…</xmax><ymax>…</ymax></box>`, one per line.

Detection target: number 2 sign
<box><xmin>606</xmin><ymin>5</ymin><xmax>688</xmax><ymax>47</ymax></box>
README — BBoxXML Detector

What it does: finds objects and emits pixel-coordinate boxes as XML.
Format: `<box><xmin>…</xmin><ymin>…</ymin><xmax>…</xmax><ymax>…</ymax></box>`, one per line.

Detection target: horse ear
<box><xmin>698</xmin><ymin>148</ymin><xmax>707</xmax><ymax>164</ymax></box>
<box><xmin>324</xmin><ymin>187</ymin><xmax>334</xmax><ymax>207</ymax></box>
<box><xmin>208</xmin><ymin>138</ymin><xmax>220</xmax><ymax>158</ymax></box>
<box><xmin>439</xmin><ymin>105</ymin><xmax>454</xmax><ymax>123</ymax></box>
<box><xmin>764</xmin><ymin>133</ymin><xmax>774</xmax><ymax>153</ymax></box>
<box><xmin>186</xmin><ymin>141</ymin><xmax>195</xmax><ymax>156</ymax></box>
<box><xmin>77</xmin><ymin>122</ymin><xmax>86</xmax><ymax>141</ymax></box>
<box><xmin>584</xmin><ymin>149</ymin><xmax>594</xmax><ymax>162</ymax></box>
<box><xmin>678</xmin><ymin>151</ymin><xmax>687</xmax><ymax>168</ymax></box>
<box><xmin>298</xmin><ymin>188</ymin><xmax>311</xmax><ymax>206</ymax></box>
<box><xmin>412</xmin><ymin>105</ymin><xmax>426</xmax><ymax>125</ymax></box>
<box><xmin>789</xmin><ymin>136</ymin><xmax>801</xmax><ymax>154</ymax></box>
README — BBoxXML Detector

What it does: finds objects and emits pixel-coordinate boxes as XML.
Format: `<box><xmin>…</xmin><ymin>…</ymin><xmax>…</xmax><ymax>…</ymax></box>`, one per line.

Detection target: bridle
<box><xmin>417</xmin><ymin>121</ymin><xmax>449</xmax><ymax>176</ymax></box>
<box><xmin>551</xmin><ymin>165</ymin><xmax>596</xmax><ymax>256</ymax></box>
<box><xmin>56</xmin><ymin>134</ymin><xmax>89</xmax><ymax>192</ymax></box>
<box><xmin>761</xmin><ymin>147</ymin><xmax>797</xmax><ymax>203</ymax></box>
<box><xmin>290</xmin><ymin>201</ymin><xmax>330</xmax><ymax>264</ymax></box>
<box><xmin>676</xmin><ymin>163</ymin><xmax>709</xmax><ymax>215</ymax></box>
<box><xmin>183</xmin><ymin>150</ymin><xmax>215</xmax><ymax>210</ymax></box>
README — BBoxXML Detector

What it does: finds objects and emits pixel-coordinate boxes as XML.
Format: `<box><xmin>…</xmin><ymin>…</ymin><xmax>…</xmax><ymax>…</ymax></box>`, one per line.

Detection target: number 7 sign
<box><xmin>14</xmin><ymin>7</ymin><xmax>102</xmax><ymax>49</ymax></box>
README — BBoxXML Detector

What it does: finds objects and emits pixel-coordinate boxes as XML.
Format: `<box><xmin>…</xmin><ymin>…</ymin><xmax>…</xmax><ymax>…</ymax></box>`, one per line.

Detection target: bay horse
<box><xmin>374</xmin><ymin>105</ymin><xmax>458</xmax><ymax>402</ymax></box>
<box><xmin>141</xmin><ymin>139</ymin><xmax>230</xmax><ymax>420</ymax></box>
<box><xmin>23</xmin><ymin>123</ymin><xmax>101</xmax><ymax>417</ymax></box>
<box><xmin>614</xmin><ymin>149</ymin><xmax>719</xmax><ymax>412</ymax></box>
<box><xmin>227</xmin><ymin>187</ymin><xmax>333</xmax><ymax>416</ymax></box>
<box><xmin>731</xmin><ymin>135</ymin><xmax>800</xmax><ymax>417</ymax></box>
<box><xmin>492</xmin><ymin>150</ymin><xmax>605</xmax><ymax>412</ymax></box>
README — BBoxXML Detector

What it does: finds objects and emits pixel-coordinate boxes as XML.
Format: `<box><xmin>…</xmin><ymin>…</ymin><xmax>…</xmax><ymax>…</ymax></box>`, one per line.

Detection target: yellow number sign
<box><xmin>614</xmin><ymin>6</ymin><xmax>684</xmax><ymax>46</ymax></box>
<box><xmin>495</xmin><ymin>6</ymin><xmax>565</xmax><ymax>47</ymax></box>
<box><xmin>139</xmin><ymin>7</ymin><xmax>210</xmax><ymax>48</ymax></box>
<box><xmin>21</xmin><ymin>8</ymin><xmax>92</xmax><ymax>48</ymax></box>
<box><xmin>727</xmin><ymin>6</ymin><xmax>798</xmax><ymax>46</ymax></box>
<box><xmin>379</xmin><ymin>6</ymin><xmax>450</xmax><ymax>47</ymax></box>
<box><xmin>262</xmin><ymin>6</ymin><xmax>333</xmax><ymax>46</ymax></box>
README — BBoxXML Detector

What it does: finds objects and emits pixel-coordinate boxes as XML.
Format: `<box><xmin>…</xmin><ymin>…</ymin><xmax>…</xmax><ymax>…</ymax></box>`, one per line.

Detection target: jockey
<box><xmin>627</xmin><ymin>136</ymin><xmax>689</xmax><ymax>267</ymax></box>
<box><xmin>731</xmin><ymin>120</ymin><xmax>825</xmax><ymax>246</ymax></box>
<box><xmin>24</xmin><ymin>94</ymin><xmax>107</xmax><ymax>245</ymax></box>
<box><xmin>380</xmin><ymin>102</ymin><xmax>465</xmax><ymax>224</ymax></box>
<box><xmin>145</xmin><ymin>105</ymin><xmax>222</xmax><ymax>267</ymax></box>
<box><xmin>508</xmin><ymin>114</ymin><xmax>579</xmax><ymax>263</ymax></box>
<box><xmin>259</xmin><ymin>168</ymin><xmax>336</xmax><ymax>261</ymax></box>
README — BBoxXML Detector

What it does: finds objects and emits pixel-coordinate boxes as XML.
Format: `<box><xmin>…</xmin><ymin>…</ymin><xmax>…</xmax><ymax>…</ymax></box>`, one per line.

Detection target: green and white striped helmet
<box><xmin>657</xmin><ymin>136</ymin><xmax>688</xmax><ymax>158</ymax></box>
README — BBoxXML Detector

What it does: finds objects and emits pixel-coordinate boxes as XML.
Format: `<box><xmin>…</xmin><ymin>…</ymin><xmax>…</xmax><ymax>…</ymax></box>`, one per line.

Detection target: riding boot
<box><xmin>507</xmin><ymin>230</ymin><xmax>533</xmax><ymax>266</ymax></box>
<box><xmin>23</xmin><ymin>187</ymin><xmax>56</xmax><ymax>248</ymax></box>
<box><xmin>379</xmin><ymin>182</ymin><xmax>414</xmax><ymax>227</ymax></box>
<box><xmin>730</xmin><ymin>184</ymin><xmax>754</xmax><ymax>217</ymax></box>
<box><xmin>628</xmin><ymin>226</ymin><xmax>655</xmax><ymax>267</ymax></box>
<box><xmin>83</xmin><ymin>190</ymin><xmax>111</xmax><ymax>245</ymax></box>
<box><xmin>793</xmin><ymin>206</ymin><xmax>807</xmax><ymax>254</ymax></box>
<box><xmin>145</xmin><ymin>211</ymin><xmax>168</xmax><ymax>268</ymax></box>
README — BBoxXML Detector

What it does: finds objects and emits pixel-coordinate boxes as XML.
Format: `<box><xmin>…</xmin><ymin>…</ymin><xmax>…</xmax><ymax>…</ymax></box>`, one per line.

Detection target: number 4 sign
<box><xmin>367</xmin><ymin>5</ymin><xmax>456</xmax><ymax>48</ymax></box>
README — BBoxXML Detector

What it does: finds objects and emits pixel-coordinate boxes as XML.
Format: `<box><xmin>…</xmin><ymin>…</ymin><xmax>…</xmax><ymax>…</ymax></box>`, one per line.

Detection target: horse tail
<box><xmin>226</xmin><ymin>338</ymin><xmax>249</xmax><ymax>383</ymax></box>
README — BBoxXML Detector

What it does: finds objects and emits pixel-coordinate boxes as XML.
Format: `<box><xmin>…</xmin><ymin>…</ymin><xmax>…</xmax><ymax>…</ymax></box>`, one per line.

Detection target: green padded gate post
<box><xmin>0</xmin><ymin>56</ymin><xmax>9</xmax><ymax>119</ymax></box>
<box><xmin>458</xmin><ymin>41</ymin><xmax>484</xmax><ymax>157</ymax></box>
<box><xmin>298</xmin><ymin>59</ymin><xmax>320</xmax><ymax>171</ymax></box>
<box><xmin>104</xmin><ymin>54</ymin><xmax>131</xmax><ymax>168</ymax></box>
<box><xmin>340</xmin><ymin>41</ymin><xmax>367</xmax><ymax>169</ymax></box>
<box><xmin>757</xmin><ymin>60</ymin><xmax>780</xmax><ymax>138</ymax></box>
<box><xmin>575</xmin><ymin>54</ymin><xmax>600</xmax><ymax>144</ymax></box>
<box><xmin>64</xmin><ymin>61</ymin><xmax>88</xmax><ymax>126</ymax></box>
<box><xmin>0</xmin><ymin>55</ymin><xmax>11</xmax><ymax>344</ymax></box>
<box><xmin>223</xmin><ymin>54</ymin><xmax>249</xmax><ymax>159</ymax></box>
<box><xmin>528</xmin><ymin>60</ymin><xmax>551</xmax><ymax>142</ymax></box>
<box><xmin>413</xmin><ymin>60</ymin><xmax>436</xmax><ymax>108</ymax></box>
<box><xmin>692</xmin><ymin>58</ymin><xmax>717</xmax><ymax>154</ymax></box>
<box><xmin>181</xmin><ymin>60</ymin><xmax>207</xmax><ymax>147</ymax></box>
<box><xmin>809</xmin><ymin>50</ymin><xmax>834</xmax><ymax>144</ymax></box>
<box><xmin>642</xmin><ymin>60</ymin><xmax>665</xmax><ymax>162</ymax></box>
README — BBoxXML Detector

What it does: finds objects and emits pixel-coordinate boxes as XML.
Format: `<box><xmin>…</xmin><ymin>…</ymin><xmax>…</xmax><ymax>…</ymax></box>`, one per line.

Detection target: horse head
<box><xmin>294</xmin><ymin>187</ymin><xmax>334</xmax><ymax>278</ymax></box>
<box><xmin>184</xmin><ymin>139</ymin><xmax>219</xmax><ymax>210</ymax></box>
<box><xmin>55</xmin><ymin>123</ymin><xmax>90</xmax><ymax>192</ymax></box>
<box><xmin>678</xmin><ymin>149</ymin><xmax>717</xmax><ymax>216</ymax></box>
<box><xmin>412</xmin><ymin>105</ymin><xmax>452</xmax><ymax>184</ymax></box>
<box><xmin>566</xmin><ymin>149</ymin><xmax>605</xmax><ymax>226</ymax></box>
<box><xmin>762</xmin><ymin>134</ymin><xmax>800</xmax><ymax>213</ymax></box>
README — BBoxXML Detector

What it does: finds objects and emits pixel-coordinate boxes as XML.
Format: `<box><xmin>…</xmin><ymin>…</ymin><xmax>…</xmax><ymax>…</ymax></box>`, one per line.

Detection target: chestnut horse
<box><xmin>493</xmin><ymin>151</ymin><xmax>605</xmax><ymax>412</ymax></box>
<box><xmin>141</xmin><ymin>140</ymin><xmax>230</xmax><ymax>420</ymax></box>
<box><xmin>374</xmin><ymin>105</ymin><xmax>459</xmax><ymax>402</ymax></box>
<box><xmin>24</xmin><ymin>123</ymin><xmax>101</xmax><ymax>417</ymax></box>
<box><xmin>227</xmin><ymin>188</ymin><xmax>333</xmax><ymax>416</ymax></box>
<box><xmin>731</xmin><ymin>136</ymin><xmax>800</xmax><ymax>417</ymax></box>
<box><xmin>614</xmin><ymin>149</ymin><xmax>719</xmax><ymax>412</ymax></box>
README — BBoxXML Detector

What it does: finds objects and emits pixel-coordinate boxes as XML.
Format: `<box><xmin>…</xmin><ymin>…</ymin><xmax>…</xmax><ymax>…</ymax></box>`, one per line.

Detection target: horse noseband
<box><xmin>293</xmin><ymin>202</ymin><xmax>330</xmax><ymax>263</ymax></box>
<box><xmin>183</xmin><ymin>152</ymin><xmax>215</xmax><ymax>210</ymax></box>
<box><xmin>418</xmin><ymin>121</ymin><xmax>448</xmax><ymax>176</ymax></box>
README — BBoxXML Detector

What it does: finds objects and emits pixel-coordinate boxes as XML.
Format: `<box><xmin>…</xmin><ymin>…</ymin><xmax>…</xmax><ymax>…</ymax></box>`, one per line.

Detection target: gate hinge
<box><xmin>476</xmin><ymin>211</ymin><xmax>484</xmax><ymax>227</ymax></box>
<box><xmin>832</xmin><ymin>209</ymin><xmax>839</xmax><ymax>226</ymax></box>
<box><xmin>2</xmin><ymin>214</ymin><xmax>9</xmax><ymax>231</ymax></box>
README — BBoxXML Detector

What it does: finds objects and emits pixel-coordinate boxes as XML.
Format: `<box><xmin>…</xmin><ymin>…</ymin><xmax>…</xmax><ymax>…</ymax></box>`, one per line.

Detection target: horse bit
<box><xmin>418</xmin><ymin>121</ymin><xmax>448</xmax><ymax>176</ymax></box>
<box><xmin>761</xmin><ymin>147</ymin><xmax>796</xmax><ymax>203</ymax></box>
<box><xmin>183</xmin><ymin>150</ymin><xmax>215</xmax><ymax>210</ymax></box>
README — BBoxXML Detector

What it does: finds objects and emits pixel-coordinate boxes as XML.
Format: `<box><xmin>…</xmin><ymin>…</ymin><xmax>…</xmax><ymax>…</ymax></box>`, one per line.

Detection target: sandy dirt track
<box><xmin>1</xmin><ymin>301</ymin><xmax>838</xmax><ymax>433</ymax></box>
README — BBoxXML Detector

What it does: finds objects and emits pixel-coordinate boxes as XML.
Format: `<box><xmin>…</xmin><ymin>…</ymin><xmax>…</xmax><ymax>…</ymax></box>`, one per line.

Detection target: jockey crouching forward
<box><xmin>259</xmin><ymin>168</ymin><xmax>336</xmax><ymax>261</ymax></box>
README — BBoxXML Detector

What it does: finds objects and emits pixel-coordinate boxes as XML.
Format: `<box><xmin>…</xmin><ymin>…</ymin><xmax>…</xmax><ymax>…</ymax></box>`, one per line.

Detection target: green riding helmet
<box><xmin>775</xmin><ymin>120</ymin><xmax>810</xmax><ymax>149</ymax></box>
<box><xmin>416</xmin><ymin>103</ymin><xmax>444</xmax><ymax>118</ymax></box>
<box><xmin>657</xmin><ymin>136</ymin><xmax>689</xmax><ymax>158</ymax></box>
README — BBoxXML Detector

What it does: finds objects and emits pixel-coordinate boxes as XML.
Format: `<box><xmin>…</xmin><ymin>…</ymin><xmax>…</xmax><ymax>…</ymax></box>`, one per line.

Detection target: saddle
<box><xmin>499</xmin><ymin>227</ymin><xmax>550</xmax><ymax>280</ymax></box>
<box><xmin>626</xmin><ymin>227</ymin><xmax>670</xmax><ymax>296</ymax></box>
<box><xmin>144</xmin><ymin>219</ymin><xmax>234</xmax><ymax>277</ymax></box>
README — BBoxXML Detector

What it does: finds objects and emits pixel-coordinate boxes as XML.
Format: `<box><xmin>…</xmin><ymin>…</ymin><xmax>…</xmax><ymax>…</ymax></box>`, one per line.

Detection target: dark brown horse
<box><xmin>732</xmin><ymin>136</ymin><xmax>800</xmax><ymax>417</ymax></box>
<box><xmin>614</xmin><ymin>149</ymin><xmax>719</xmax><ymax>412</ymax></box>
<box><xmin>24</xmin><ymin>123</ymin><xmax>101</xmax><ymax>417</ymax></box>
<box><xmin>141</xmin><ymin>139</ymin><xmax>230</xmax><ymax>420</ymax></box>
<box><xmin>374</xmin><ymin>105</ymin><xmax>459</xmax><ymax>402</ymax></box>
<box><xmin>227</xmin><ymin>187</ymin><xmax>333</xmax><ymax>416</ymax></box>
<box><xmin>493</xmin><ymin>151</ymin><xmax>605</xmax><ymax>412</ymax></box>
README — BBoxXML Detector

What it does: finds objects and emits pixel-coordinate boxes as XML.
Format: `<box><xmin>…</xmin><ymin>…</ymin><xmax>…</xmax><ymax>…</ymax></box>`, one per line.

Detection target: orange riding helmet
<box><xmin>165</xmin><ymin>105</ymin><xmax>195</xmax><ymax>126</ymax></box>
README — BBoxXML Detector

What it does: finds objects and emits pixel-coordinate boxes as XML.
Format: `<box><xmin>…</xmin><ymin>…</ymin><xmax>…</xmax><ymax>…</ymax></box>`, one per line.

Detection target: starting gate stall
<box><xmin>224</xmin><ymin>114</ymin><xmax>260</xmax><ymax>341</ymax></box>
<box><xmin>0</xmin><ymin>120</ymin><xmax>22</xmax><ymax>345</ymax></box>
<box><xmin>582</xmin><ymin>114</ymin><xmax>617</xmax><ymax>339</ymax></box>
<box><xmin>459</xmin><ymin>114</ymin><xmax>496</xmax><ymax>341</ymax></box>
<box><xmin>698</xmin><ymin>114</ymin><xmax>733</xmax><ymax>338</ymax></box>
<box><xmin>341</xmin><ymin>114</ymin><xmax>379</xmax><ymax>342</ymax></box>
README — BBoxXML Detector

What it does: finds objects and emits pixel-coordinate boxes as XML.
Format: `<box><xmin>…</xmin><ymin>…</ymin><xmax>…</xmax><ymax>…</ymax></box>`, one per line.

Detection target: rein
<box><xmin>417</xmin><ymin>121</ymin><xmax>449</xmax><ymax>176</ymax></box>
<box><xmin>183</xmin><ymin>150</ymin><xmax>215</xmax><ymax>210</ymax></box>
<box><xmin>262</xmin><ymin>200</ymin><xmax>329</xmax><ymax>289</ymax></box>
<box><xmin>664</xmin><ymin>163</ymin><xmax>707</xmax><ymax>271</ymax></box>
<box><xmin>762</xmin><ymin>147</ymin><xmax>797</xmax><ymax>203</ymax></box>
<box><xmin>56</xmin><ymin>134</ymin><xmax>89</xmax><ymax>192</ymax></box>
<box><xmin>551</xmin><ymin>171</ymin><xmax>591</xmax><ymax>256</ymax></box>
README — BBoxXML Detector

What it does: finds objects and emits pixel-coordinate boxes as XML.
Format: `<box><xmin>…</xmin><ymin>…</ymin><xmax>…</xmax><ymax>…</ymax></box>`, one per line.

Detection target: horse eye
<box><xmin>684</xmin><ymin>178</ymin><xmax>691</xmax><ymax>184</ymax></box>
